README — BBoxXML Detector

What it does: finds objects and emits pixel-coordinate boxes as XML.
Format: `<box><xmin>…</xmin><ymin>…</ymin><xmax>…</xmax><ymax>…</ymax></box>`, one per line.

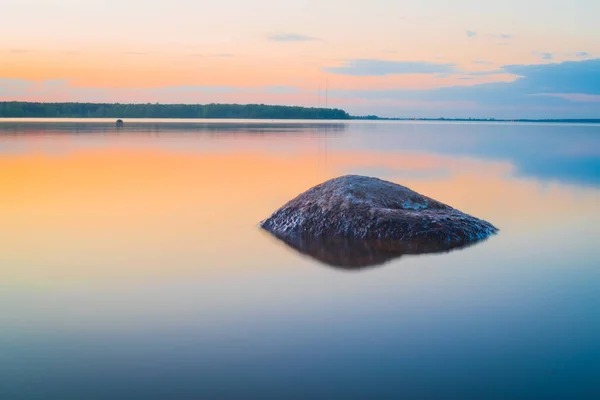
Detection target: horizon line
<box><xmin>0</xmin><ymin>101</ymin><xmax>598</xmax><ymax>122</ymax></box>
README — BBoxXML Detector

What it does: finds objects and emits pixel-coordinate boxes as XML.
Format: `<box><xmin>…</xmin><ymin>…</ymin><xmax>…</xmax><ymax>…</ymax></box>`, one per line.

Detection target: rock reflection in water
<box><xmin>265</xmin><ymin>233</ymin><xmax>484</xmax><ymax>270</ymax></box>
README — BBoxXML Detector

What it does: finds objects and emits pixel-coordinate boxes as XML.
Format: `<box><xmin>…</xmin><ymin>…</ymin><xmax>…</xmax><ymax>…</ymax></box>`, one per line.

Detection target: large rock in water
<box><xmin>260</xmin><ymin>175</ymin><xmax>498</xmax><ymax>268</ymax></box>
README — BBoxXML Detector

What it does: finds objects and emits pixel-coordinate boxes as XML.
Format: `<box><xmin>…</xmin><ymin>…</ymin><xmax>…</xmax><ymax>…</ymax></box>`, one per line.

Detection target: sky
<box><xmin>1</xmin><ymin>0</ymin><xmax>600</xmax><ymax>118</ymax></box>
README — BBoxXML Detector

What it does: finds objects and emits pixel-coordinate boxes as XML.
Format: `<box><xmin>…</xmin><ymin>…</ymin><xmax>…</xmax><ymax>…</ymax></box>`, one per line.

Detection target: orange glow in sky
<box><xmin>1</xmin><ymin>0</ymin><xmax>599</xmax><ymax>117</ymax></box>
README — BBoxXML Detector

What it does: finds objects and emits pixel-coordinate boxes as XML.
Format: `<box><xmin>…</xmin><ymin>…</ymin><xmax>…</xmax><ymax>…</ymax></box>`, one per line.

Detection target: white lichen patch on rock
<box><xmin>401</xmin><ymin>199</ymin><xmax>429</xmax><ymax>210</ymax></box>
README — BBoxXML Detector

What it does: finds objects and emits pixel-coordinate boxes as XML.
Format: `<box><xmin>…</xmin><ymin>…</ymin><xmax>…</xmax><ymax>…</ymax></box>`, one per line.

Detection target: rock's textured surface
<box><xmin>260</xmin><ymin>175</ymin><xmax>498</xmax><ymax>244</ymax></box>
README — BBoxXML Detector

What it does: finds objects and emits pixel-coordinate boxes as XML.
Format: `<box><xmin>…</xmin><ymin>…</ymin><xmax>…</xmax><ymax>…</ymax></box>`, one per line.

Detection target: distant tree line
<box><xmin>0</xmin><ymin>102</ymin><xmax>351</xmax><ymax>120</ymax></box>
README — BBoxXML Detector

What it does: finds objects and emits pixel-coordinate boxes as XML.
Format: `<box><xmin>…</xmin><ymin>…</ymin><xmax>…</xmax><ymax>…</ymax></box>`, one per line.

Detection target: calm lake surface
<box><xmin>1</xmin><ymin>119</ymin><xmax>599</xmax><ymax>399</ymax></box>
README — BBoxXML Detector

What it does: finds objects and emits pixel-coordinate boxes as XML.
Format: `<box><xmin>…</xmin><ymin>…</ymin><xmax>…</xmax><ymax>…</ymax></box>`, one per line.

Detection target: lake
<box><xmin>1</xmin><ymin>119</ymin><xmax>599</xmax><ymax>399</ymax></box>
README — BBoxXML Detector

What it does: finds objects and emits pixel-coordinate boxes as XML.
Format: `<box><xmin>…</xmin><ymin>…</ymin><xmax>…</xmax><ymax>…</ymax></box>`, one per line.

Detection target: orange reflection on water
<box><xmin>1</xmin><ymin>146</ymin><xmax>598</xmax><ymax>284</ymax></box>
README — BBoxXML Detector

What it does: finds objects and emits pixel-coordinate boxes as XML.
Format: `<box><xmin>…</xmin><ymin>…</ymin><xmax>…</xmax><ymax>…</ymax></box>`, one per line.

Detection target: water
<box><xmin>1</xmin><ymin>120</ymin><xmax>599</xmax><ymax>399</ymax></box>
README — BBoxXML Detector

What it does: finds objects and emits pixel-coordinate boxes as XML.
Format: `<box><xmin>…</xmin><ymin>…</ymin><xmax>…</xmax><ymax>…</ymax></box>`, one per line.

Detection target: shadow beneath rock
<box><xmin>264</xmin><ymin>232</ymin><xmax>490</xmax><ymax>270</ymax></box>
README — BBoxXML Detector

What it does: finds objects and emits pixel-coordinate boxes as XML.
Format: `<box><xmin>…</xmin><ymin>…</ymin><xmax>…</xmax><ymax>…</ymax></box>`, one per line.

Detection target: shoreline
<box><xmin>0</xmin><ymin>117</ymin><xmax>599</xmax><ymax>125</ymax></box>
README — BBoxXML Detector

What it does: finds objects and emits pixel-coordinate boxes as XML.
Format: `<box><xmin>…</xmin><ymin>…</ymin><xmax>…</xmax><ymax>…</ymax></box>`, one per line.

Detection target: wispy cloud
<box><xmin>442</xmin><ymin>59</ymin><xmax>596</xmax><ymax>95</ymax></box>
<box><xmin>324</xmin><ymin>59</ymin><xmax>458</xmax><ymax>76</ymax></box>
<box><xmin>157</xmin><ymin>85</ymin><xmax>299</xmax><ymax>94</ymax></box>
<box><xmin>190</xmin><ymin>53</ymin><xmax>235</xmax><ymax>58</ymax></box>
<box><xmin>268</xmin><ymin>33</ymin><xmax>319</xmax><ymax>42</ymax></box>
<box><xmin>0</xmin><ymin>80</ymin><xmax>302</xmax><ymax>102</ymax></box>
<box><xmin>473</xmin><ymin>58</ymin><xmax>494</xmax><ymax>66</ymax></box>
<box><xmin>0</xmin><ymin>78</ymin><xmax>33</xmax><ymax>96</ymax></box>
<box><xmin>122</xmin><ymin>51</ymin><xmax>156</xmax><ymax>55</ymax></box>
<box><xmin>488</xmin><ymin>33</ymin><xmax>514</xmax><ymax>45</ymax></box>
<box><xmin>9</xmin><ymin>49</ymin><xmax>31</xmax><ymax>54</ymax></box>
<box><xmin>488</xmin><ymin>33</ymin><xmax>514</xmax><ymax>40</ymax></box>
<box><xmin>576</xmin><ymin>51</ymin><xmax>589</xmax><ymax>57</ymax></box>
<box><xmin>532</xmin><ymin>93</ymin><xmax>600</xmax><ymax>103</ymax></box>
<box><xmin>532</xmin><ymin>51</ymin><xmax>553</xmax><ymax>60</ymax></box>
<box><xmin>466</xmin><ymin>30</ymin><xmax>477</xmax><ymax>38</ymax></box>
<box><xmin>466</xmin><ymin>70</ymin><xmax>504</xmax><ymax>76</ymax></box>
<box><xmin>328</xmin><ymin>58</ymin><xmax>600</xmax><ymax>117</ymax></box>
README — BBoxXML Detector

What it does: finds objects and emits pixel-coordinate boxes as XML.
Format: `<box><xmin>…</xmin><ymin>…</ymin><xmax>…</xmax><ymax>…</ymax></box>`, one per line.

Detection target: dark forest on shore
<box><xmin>0</xmin><ymin>102</ymin><xmax>351</xmax><ymax>120</ymax></box>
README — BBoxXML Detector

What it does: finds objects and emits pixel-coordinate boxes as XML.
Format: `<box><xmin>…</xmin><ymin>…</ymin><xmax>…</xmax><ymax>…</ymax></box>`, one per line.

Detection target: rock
<box><xmin>116</xmin><ymin>119</ymin><xmax>124</xmax><ymax>128</ymax></box>
<box><xmin>260</xmin><ymin>175</ymin><xmax>498</xmax><ymax>261</ymax></box>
